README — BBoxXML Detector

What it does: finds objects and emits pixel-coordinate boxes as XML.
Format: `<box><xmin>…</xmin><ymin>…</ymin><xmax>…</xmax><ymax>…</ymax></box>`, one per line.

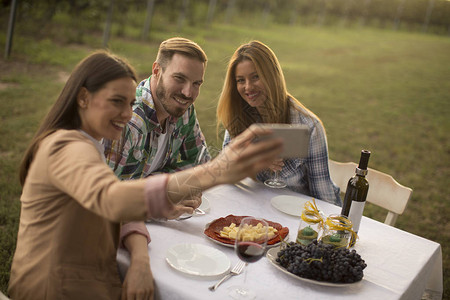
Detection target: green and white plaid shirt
<box><xmin>104</xmin><ymin>76</ymin><xmax>210</xmax><ymax>180</ymax></box>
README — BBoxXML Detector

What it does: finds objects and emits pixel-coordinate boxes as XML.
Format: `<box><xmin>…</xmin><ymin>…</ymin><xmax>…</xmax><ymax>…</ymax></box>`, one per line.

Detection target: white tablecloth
<box><xmin>117</xmin><ymin>178</ymin><xmax>443</xmax><ymax>300</ymax></box>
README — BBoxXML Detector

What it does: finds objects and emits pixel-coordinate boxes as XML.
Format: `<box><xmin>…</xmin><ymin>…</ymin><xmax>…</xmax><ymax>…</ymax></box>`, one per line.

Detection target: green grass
<box><xmin>1</xmin><ymin>23</ymin><xmax>449</xmax><ymax>298</ymax></box>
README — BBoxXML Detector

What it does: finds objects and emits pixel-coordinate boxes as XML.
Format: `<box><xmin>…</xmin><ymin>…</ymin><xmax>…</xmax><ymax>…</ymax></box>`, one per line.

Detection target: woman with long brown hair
<box><xmin>9</xmin><ymin>50</ymin><xmax>282</xmax><ymax>299</ymax></box>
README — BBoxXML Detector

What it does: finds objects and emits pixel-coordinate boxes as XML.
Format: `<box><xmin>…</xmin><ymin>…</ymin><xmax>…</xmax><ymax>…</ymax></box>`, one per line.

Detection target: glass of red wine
<box><xmin>229</xmin><ymin>217</ymin><xmax>269</xmax><ymax>300</ymax></box>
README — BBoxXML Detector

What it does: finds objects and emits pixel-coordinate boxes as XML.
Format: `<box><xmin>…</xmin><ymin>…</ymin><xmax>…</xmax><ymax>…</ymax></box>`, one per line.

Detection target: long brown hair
<box><xmin>216</xmin><ymin>40</ymin><xmax>320</xmax><ymax>138</ymax></box>
<box><xmin>19</xmin><ymin>50</ymin><xmax>137</xmax><ymax>186</ymax></box>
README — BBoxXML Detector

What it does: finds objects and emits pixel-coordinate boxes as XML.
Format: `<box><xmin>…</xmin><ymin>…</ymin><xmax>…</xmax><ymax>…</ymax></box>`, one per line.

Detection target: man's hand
<box><xmin>165</xmin><ymin>193</ymin><xmax>202</xmax><ymax>220</ymax></box>
<box><xmin>268</xmin><ymin>158</ymin><xmax>284</xmax><ymax>172</ymax></box>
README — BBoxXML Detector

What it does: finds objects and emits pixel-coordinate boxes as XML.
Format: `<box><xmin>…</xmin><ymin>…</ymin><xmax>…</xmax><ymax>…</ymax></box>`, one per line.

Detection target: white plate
<box><xmin>266</xmin><ymin>246</ymin><xmax>360</xmax><ymax>287</ymax></box>
<box><xmin>270</xmin><ymin>195</ymin><xmax>308</xmax><ymax>217</ymax></box>
<box><xmin>166</xmin><ymin>243</ymin><xmax>230</xmax><ymax>277</ymax></box>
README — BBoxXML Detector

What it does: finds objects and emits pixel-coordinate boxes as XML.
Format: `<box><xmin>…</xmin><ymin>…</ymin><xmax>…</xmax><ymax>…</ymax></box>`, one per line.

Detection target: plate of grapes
<box><xmin>266</xmin><ymin>240</ymin><xmax>367</xmax><ymax>287</ymax></box>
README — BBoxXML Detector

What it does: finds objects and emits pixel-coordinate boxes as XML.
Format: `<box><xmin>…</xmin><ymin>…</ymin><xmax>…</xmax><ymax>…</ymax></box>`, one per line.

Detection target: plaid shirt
<box><xmin>104</xmin><ymin>76</ymin><xmax>210</xmax><ymax>180</ymax></box>
<box><xmin>223</xmin><ymin>99</ymin><xmax>341</xmax><ymax>206</ymax></box>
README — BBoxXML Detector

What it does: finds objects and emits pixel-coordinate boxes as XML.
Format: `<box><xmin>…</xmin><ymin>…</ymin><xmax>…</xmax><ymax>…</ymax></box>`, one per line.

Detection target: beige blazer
<box><xmin>9</xmin><ymin>130</ymin><xmax>149</xmax><ymax>299</ymax></box>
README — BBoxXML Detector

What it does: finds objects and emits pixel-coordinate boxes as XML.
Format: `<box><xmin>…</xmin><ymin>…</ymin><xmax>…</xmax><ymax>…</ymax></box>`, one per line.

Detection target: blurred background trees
<box><xmin>1</xmin><ymin>0</ymin><xmax>449</xmax><ymax>47</ymax></box>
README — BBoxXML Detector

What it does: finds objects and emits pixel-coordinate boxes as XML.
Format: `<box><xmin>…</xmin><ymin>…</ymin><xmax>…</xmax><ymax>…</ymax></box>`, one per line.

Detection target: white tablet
<box><xmin>255</xmin><ymin>124</ymin><xmax>311</xmax><ymax>158</ymax></box>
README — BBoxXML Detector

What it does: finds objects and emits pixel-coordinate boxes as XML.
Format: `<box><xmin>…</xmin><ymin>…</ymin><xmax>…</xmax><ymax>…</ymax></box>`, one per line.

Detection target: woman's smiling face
<box><xmin>78</xmin><ymin>77</ymin><xmax>136</xmax><ymax>141</ymax></box>
<box><xmin>235</xmin><ymin>59</ymin><xmax>267</xmax><ymax>108</ymax></box>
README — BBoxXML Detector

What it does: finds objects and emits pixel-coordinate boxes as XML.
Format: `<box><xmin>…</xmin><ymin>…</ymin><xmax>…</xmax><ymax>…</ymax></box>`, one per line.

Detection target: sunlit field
<box><xmin>1</xmin><ymin>22</ymin><xmax>449</xmax><ymax>297</ymax></box>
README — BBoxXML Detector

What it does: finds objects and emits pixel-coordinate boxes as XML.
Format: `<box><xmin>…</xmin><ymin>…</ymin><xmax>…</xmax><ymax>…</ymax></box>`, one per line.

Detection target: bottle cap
<box><xmin>358</xmin><ymin>150</ymin><xmax>371</xmax><ymax>170</ymax></box>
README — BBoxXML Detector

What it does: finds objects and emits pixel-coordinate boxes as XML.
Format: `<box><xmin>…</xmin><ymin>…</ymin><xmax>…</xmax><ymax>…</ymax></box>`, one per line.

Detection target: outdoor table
<box><xmin>117</xmin><ymin>178</ymin><xmax>443</xmax><ymax>300</ymax></box>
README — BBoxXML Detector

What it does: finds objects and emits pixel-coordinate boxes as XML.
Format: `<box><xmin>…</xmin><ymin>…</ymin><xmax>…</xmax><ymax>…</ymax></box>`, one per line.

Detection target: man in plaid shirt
<box><xmin>104</xmin><ymin>37</ymin><xmax>211</xmax><ymax>180</ymax></box>
<box><xmin>101</xmin><ymin>37</ymin><xmax>212</xmax><ymax>298</ymax></box>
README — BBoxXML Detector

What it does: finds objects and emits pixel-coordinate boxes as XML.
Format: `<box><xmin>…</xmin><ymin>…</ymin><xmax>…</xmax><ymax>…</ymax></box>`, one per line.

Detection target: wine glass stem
<box><xmin>243</xmin><ymin>263</ymin><xmax>248</xmax><ymax>285</ymax></box>
<box><xmin>196</xmin><ymin>145</ymin><xmax>207</xmax><ymax>165</ymax></box>
<box><xmin>273</xmin><ymin>171</ymin><xmax>279</xmax><ymax>182</ymax></box>
<box><xmin>236</xmin><ymin>263</ymin><xmax>249</xmax><ymax>297</ymax></box>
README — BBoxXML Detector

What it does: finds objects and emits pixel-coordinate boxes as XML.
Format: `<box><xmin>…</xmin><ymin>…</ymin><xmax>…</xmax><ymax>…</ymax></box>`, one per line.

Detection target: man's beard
<box><xmin>155</xmin><ymin>76</ymin><xmax>191</xmax><ymax>118</ymax></box>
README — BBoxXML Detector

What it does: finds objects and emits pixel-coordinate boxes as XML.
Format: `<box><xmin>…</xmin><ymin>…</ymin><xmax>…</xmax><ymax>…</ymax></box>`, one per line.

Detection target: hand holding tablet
<box><xmin>254</xmin><ymin>124</ymin><xmax>311</xmax><ymax>159</ymax></box>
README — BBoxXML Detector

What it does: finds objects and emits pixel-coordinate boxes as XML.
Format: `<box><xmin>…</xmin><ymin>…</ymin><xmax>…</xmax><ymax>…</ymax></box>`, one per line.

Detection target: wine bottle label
<box><xmin>348</xmin><ymin>200</ymin><xmax>366</xmax><ymax>233</ymax></box>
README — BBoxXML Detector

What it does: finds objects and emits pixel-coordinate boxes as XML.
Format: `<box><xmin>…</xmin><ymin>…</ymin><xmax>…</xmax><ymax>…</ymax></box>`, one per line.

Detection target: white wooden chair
<box><xmin>328</xmin><ymin>159</ymin><xmax>412</xmax><ymax>226</ymax></box>
<box><xmin>0</xmin><ymin>291</ymin><xmax>10</xmax><ymax>300</ymax></box>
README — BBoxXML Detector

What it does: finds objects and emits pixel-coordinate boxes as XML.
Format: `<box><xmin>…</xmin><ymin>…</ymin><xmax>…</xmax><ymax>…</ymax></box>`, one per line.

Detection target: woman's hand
<box><xmin>122</xmin><ymin>234</ymin><xmax>154</xmax><ymax>300</ymax></box>
<box><xmin>122</xmin><ymin>259</ymin><xmax>154</xmax><ymax>300</ymax></box>
<box><xmin>212</xmin><ymin>124</ymin><xmax>283</xmax><ymax>183</ymax></box>
<box><xmin>165</xmin><ymin>125</ymin><xmax>283</xmax><ymax>204</ymax></box>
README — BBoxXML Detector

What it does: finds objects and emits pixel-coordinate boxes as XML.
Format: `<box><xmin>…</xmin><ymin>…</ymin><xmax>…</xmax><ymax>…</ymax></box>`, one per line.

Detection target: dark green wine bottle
<box><xmin>340</xmin><ymin>150</ymin><xmax>371</xmax><ymax>235</ymax></box>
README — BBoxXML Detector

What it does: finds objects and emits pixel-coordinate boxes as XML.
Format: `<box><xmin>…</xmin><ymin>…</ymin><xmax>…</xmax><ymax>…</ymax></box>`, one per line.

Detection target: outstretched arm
<box><xmin>166</xmin><ymin>124</ymin><xmax>283</xmax><ymax>204</ymax></box>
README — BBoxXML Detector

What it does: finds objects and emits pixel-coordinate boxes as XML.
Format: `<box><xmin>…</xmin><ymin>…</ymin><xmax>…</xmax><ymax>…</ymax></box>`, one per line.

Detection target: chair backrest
<box><xmin>0</xmin><ymin>291</ymin><xmax>10</xmax><ymax>300</ymax></box>
<box><xmin>328</xmin><ymin>159</ymin><xmax>412</xmax><ymax>226</ymax></box>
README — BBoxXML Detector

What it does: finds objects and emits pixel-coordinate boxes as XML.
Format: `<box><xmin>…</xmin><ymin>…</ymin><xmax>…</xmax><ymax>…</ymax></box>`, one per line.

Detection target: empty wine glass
<box><xmin>228</xmin><ymin>217</ymin><xmax>269</xmax><ymax>300</ymax></box>
<box><xmin>176</xmin><ymin>144</ymin><xmax>209</xmax><ymax>221</ymax></box>
<box><xmin>264</xmin><ymin>170</ymin><xmax>287</xmax><ymax>188</ymax></box>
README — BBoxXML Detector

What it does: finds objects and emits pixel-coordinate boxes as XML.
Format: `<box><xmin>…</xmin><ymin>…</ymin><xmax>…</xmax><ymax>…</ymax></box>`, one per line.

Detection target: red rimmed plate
<box><xmin>203</xmin><ymin>215</ymin><xmax>289</xmax><ymax>248</ymax></box>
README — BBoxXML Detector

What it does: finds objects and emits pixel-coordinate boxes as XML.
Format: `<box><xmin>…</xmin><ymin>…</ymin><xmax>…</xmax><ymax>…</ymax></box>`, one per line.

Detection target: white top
<box><xmin>148</xmin><ymin>123</ymin><xmax>173</xmax><ymax>174</ymax></box>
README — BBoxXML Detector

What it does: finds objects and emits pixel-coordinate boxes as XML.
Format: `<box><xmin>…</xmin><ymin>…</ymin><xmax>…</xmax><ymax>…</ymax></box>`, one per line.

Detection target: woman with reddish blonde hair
<box><xmin>217</xmin><ymin>40</ymin><xmax>341</xmax><ymax>205</ymax></box>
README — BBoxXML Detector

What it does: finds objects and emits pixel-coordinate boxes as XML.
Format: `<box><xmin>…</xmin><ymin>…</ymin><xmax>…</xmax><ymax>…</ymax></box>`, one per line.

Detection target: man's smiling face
<box><xmin>154</xmin><ymin>53</ymin><xmax>205</xmax><ymax>118</ymax></box>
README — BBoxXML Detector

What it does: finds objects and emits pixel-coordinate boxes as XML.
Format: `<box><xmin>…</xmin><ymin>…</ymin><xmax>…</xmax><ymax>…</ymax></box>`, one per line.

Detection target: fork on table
<box><xmin>175</xmin><ymin>208</ymin><xmax>206</xmax><ymax>221</ymax></box>
<box><xmin>208</xmin><ymin>261</ymin><xmax>247</xmax><ymax>291</ymax></box>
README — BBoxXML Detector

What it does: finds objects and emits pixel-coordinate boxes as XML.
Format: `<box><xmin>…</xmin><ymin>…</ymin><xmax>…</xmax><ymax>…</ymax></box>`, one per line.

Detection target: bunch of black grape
<box><xmin>276</xmin><ymin>240</ymin><xmax>367</xmax><ymax>283</ymax></box>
